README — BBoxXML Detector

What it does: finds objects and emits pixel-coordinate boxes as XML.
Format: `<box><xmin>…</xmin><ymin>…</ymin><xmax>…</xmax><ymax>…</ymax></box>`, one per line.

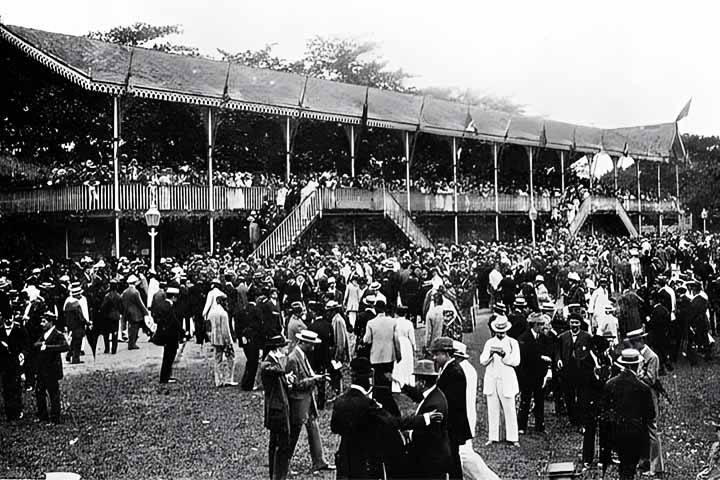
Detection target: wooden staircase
<box><xmin>569</xmin><ymin>196</ymin><xmax>638</xmax><ymax>237</ymax></box>
<box><xmin>384</xmin><ymin>189</ymin><xmax>433</xmax><ymax>248</ymax></box>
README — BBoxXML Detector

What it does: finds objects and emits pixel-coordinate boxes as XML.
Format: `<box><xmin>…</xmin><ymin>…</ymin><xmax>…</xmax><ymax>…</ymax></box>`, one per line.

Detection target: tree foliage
<box><xmin>87</xmin><ymin>23</ymin><xmax>199</xmax><ymax>56</ymax></box>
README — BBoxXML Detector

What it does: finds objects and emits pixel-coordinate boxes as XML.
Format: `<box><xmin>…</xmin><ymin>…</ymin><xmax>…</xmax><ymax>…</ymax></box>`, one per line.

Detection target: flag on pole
<box><xmin>676</xmin><ymin>98</ymin><xmax>691</xmax><ymax>122</ymax></box>
<box><xmin>464</xmin><ymin>107</ymin><xmax>476</xmax><ymax>134</ymax></box>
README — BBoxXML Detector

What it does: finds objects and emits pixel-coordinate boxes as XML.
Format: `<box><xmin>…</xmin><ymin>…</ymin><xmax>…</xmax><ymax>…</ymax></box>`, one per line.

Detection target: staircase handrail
<box><xmin>253</xmin><ymin>189</ymin><xmax>323</xmax><ymax>258</ymax></box>
<box><xmin>384</xmin><ymin>188</ymin><xmax>433</xmax><ymax>248</ymax></box>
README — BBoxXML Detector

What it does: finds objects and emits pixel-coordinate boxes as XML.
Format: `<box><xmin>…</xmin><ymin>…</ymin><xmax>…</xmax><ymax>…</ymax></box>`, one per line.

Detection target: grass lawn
<box><xmin>1</xmin><ymin>322</ymin><xmax>718</xmax><ymax>479</ymax></box>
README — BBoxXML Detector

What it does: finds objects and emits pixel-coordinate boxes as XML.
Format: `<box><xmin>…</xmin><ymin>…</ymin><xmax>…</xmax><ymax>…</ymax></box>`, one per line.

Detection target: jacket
<box><xmin>153</xmin><ymin>299</ymin><xmax>183</xmax><ymax>346</ymax></box>
<box><xmin>517</xmin><ymin>329</ymin><xmax>550</xmax><ymax>388</ymax></box>
<box><xmin>479</xmin><ymin>335</ymin><xmax>520</xmax><ymax>398</ymax></box>
<box><xmin>403</xmin><ymin>386</ymin><xmax>452</xmax><ymax>478</ymax></box>
<box><xmin>363</xmin><ymin>314</ymin><xmax>401</xmax><ymax>364</ymax></box>
<box><xmin>602</xmin><ymin>369</ymin><xmax>655</xmax><ymax>434</ymax></box>
<box><xmin>260</xmin><ymin>352</ymin><xmax>290</xmax><ymax>433</ymax></box>
<box><xmin>34</xmin><ymin>328</ymin><xmax>69</xmax><ymax>382</ymax></box>
<box><xmin>98</xmin><ymin>289</ymin><xmax>122</xmax><ymax>333</ymax></box>
<box><xmin>121</xmin><ymin>285</ymin><xmax>149</xmax><ymax>324</ymax></box>
<box><xmin>0</xmin><ymin>322</ymin><xmax>30</xmax><ymax>372</ymax></box>
<box><xmin>556</xmin><ymin>329</ymin><xmax>594</xmax><ymax>383</ymax></box>
<box><xmin>436</xmin><ymin>358</ymin><xmax>472</xmax><ymax>446</ymax></box>
<box><xmin>286</xmin><ymin>346</ymin><xmax>319</xmax><ymax>425</ymax></box>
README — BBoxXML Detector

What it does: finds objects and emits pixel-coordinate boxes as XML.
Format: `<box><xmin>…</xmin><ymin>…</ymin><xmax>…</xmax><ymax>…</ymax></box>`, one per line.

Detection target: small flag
<box><xmin>464</xmin><ymin>108</ymin><xmax>476</xmax><ymax>133</ymax></box>
<box><xmin>676</xmin><ymin>98</ymin><xmax>691</xmax><ymax>122</ymax></box>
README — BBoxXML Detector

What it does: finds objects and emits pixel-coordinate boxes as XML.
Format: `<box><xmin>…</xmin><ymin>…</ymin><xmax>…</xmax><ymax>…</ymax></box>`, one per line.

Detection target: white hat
<box><xmin>453</xmin><ymin>341</ymin><xmax>469</xmax><ymax>358</ymax></box>
<box><xmin>490</xmin><ymin>315</ymin><xmax>512</xmax><ymax>333</ymax></box>
<box><xmin>535</xmin><ymin>274</ymin><xmax>545</xmax><ymax>283</ymax></box>
<box><xmin>568</xmin><ymin>272</ymin><xmax>580</xmax><ymax>282</ymax></box>
<box><xmin>127</xmin><ymin>274</ymin><xmax>139</xmax><ymax>284</ymax></box>
<box><xmin>166</xmin><ymin>287</ymin><xmax>180</xmax><ymax>295</ymax></box>
<box><xmin>296</xmin><ymin>329</ymin><xmax>321</xmax><ymax>344</ymax></box>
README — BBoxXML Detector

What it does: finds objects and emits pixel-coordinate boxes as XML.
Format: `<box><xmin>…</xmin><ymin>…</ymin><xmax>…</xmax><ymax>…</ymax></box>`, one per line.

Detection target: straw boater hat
<box><xmin>528</xmin><ymin>312</ymin><xmax>545</xmax><ymax>324</ymax></box>
<box><xmin>296</xmin><ymin>329</ymin><xmax>321</xmax><ymax>344</ymax></box>
<box><xmin>166</xmin><ymin>287</ymin><xmax>179</xmax><ymax>296</ymax></box>
<box><xmin>490</xmin><ymin>315</ymin><xmax>512</xmax><ymax>333</ymax></box>
<box><xmin>514</xmin><ymin>297</ymin><xmax>527</xmax><ymax>307</ymax></box>
<box><xmin>453</xmin><ymin>341</ymin><xmax>469</xmax><ymax>359</ymax></box>
<box><xmin>325</xmin><ymin>300</ymin><xmax>341</xmax><ymax>310</ymax></box>
<box><xmin>412</xmin><ymin>359</ymin><xmax>439</xmax><ymax>377</ymax></box>
<box><xmin>617</xmin><ymin>348</ymin><xmax>643</xmax><ymax>365</ymax></box>
<box><xmin>567</xmin><ymin>272</ymin><xmax>580</xmax><ymax>282</ymax></box>
<box><xmin>625</xmin><ymin>327</ymin><xmax>648</xmax><ymax>341</ymax></box>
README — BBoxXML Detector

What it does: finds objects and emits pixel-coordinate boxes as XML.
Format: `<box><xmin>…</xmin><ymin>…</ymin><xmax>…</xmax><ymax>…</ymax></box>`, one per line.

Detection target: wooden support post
<box><xmin>637</xmin><ymin>160</ymin><xmax>642</xmax><ymax>233</ymax></box>
<box><xmin>452</xmin><ymin>137</ymin><xmax>458</xmax><ymax>243</ymax></box>
<box><xmin>285</xmin><ymin>116</ymin><xmax>291</xmax><ymax>183</ymax></box>
<box><xmin>613</xmin><ymin>156</ymin><xmax>618</xmax><ymax>191</ymax></box>
<box><xmin>560</xmin><ymin>150</ymin><xmax>565</xmax><ymax>195</ymax></box>
<box><xmin>112</xmin><ymin>95</ymin><xmax>121</xmax><ymax>258</ymax></box>
<box><xmin>528</xmin><ymin>147</ymin><xmax>536</xmax><ymax>247</ymax></box>
<box><xmin>676</xmin><ymin>164</ymin><xmax>681</xmax><ymax>226</ymax></box>
<box><xmin>493</xmin><ymin>143</ymin><xmax>500</xmax><ymax>241</ymax></box>
<box><xmin>350</xmin><ymin>124</ymin><xmax>355</xmax><ymax>178</ymax></box>
<box><xmin>65</xmin><ymin>226</ymin><xmax>69</xmax><ymax>259</ymax></box>
<box><xmin>405</xmin><ymin>131</ymin><xmax>411</xmax><ymax>211</ymax></box>
<box><xmin>208</xmin><ymin>108</ymin><xmax>214</xmax><ymax>255</ymax></box>
<box><xmin>657</xmin><ymin>163</ymin><xmax>662</xmax><ymax>234</ymax></box>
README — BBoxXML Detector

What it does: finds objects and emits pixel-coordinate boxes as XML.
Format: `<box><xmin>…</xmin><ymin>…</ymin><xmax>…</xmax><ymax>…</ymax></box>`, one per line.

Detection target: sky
<box><xmin>2</xmin><ymin>0</ymin><xmax>717</xmax><ymax>135</ymax></box>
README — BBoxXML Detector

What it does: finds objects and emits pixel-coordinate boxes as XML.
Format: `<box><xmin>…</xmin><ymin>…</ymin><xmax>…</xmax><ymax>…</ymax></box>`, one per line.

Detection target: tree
<box><xmin>88</xmin><ymin>23</ymin><xmax>200</xmax><ymax>56</ymax></box>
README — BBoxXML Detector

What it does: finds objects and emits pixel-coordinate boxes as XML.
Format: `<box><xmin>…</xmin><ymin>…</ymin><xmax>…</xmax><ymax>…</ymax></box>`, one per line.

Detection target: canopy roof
<box><xmin>1</xmin><ymin>23</ymin><xmax>686</xmax><ymax>163</ymax></box>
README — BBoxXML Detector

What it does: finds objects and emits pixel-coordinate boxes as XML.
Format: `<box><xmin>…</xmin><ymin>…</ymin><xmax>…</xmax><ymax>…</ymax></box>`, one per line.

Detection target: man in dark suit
<box><xmin>261</xmin><ymin>335</ymin><xmax>292</xmax><ymax>480</ymax></box>
<box><xmin>401</xmin><ymin>359</ymin><xmax>451</xmax><ymax>479</ymax></box>
<box><xmin>430</xmin><ymin>336</ymin><xmax>471</xmax><ymax>480</ymax></box>
<box><xmin>121</xmin><ymin>275</ymin><xmax>149</xmax><ymax>350</ymax></box>
<box><xmin>601</xmin><ymin>349</ymin><xmax>656</xmax><ymax>480</ymax></box>
<box><xmin>556</xmin><ymin>314</ymin><xmax>594</xmax><ymax>426</ymax></box>
<box><xmin>285</xmin><ymin>330</ymin><xmax>334</xmax><ymax>473</ymax></box>
<box><xmin>153</xmin><ymin>287</ymin><xmax>183</xmax><ymax>384</ymax></box>
<box><xmin>33</xmin><ymin>310</ymin><xmax>69</xmax><ymax>423</ymax></box>
<box><xmin>517</xmin><ymin>313</ymin><xmax>552</xmax><ymax>434</ymax></box>
<box><xmin>0</xmin><ymin>313</ymin><xmax>30</xmax><ymax>420</ymax></box>
<box><xmin>239</xmin><ymin>296</ymin><xmax>264</xmax><ymax>391</ymax></box>
<box><xmin>331</xmin><ymin>357</ymin><xmax>395</xmax><ymax>480</ymax></box>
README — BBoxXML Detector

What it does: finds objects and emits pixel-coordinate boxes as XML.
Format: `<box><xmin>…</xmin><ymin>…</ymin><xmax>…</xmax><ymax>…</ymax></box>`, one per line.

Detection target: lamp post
<box><xmin>144</xmin><ymin>204</ymin><xmax>161</xmax><ymax>271</ymax></box>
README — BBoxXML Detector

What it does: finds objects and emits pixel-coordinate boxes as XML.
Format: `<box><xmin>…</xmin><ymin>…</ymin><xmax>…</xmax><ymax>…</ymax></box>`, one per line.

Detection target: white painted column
<box><xmin>452</xmin><ymin>137</ymin><xmax>458</xmax><ymax>243</ymax></box>
<box><xmin>493</xmin><ymin>143</ymin><xmax>499</xmax><ymax>241</ymax></box>
<box><xmin>528</xmin><ymin>147</ymin><xmax>536</xmax><ymax>247</ymax></box>
<box><xmin>350</xmin><ymin>124</ymin><xmax>355</xmax><ymax>178</ymax></box>
<box><xmin>112</xmin><ymin>95</ymin><xmax>121</xmax><ymax>258</ymax></box>
<box><xmin>405</xmin><ymin>131</ymin><xmax>411</xmax><ymax>211</ymax></box>
<box><xmin>560</xmin><ymin>150</ymin><xmax>565</xmax><ymax>195</ymax></box>
<box><xmin>286</xmin><ymin>116</ymin><xmax>291</xmax><ymax>183</ymax></box>
<box><xmin>208</xmin><ymin>108</ymin><xmax>214</xmax><ymax>255</ymax></box>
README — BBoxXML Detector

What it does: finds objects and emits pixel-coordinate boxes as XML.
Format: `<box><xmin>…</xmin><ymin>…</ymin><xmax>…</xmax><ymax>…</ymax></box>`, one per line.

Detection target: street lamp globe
<box><xmin>144</xmin><ymin>205</ymin><xmax>161</xmax><ymax>228</ymax></box>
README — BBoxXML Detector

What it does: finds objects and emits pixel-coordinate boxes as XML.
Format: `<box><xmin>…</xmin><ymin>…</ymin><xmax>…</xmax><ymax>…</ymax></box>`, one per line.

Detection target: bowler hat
<box><xmin>349</xmin><ymin>357</ymin><xmax>373</xmax><ymax>376</ymax></box>
<box><xmin>265</xmin><ymin>335</ymin><xmax>288</xmax><ymax>350</ymax></box>
<box><xmin>412</xmin><ymin>359</ymin><xmax>438</xmax><ymax>377</ymax></box>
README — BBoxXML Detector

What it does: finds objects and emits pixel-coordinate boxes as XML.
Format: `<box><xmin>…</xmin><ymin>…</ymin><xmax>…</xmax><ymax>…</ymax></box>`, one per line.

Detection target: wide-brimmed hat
<box><xmin>412</xmin><ymin>359</ymin><xmax>439</xmax><ymax>377</ymax></box>
<box><xmin>617</xmin><ymin>348</ymin><xmax>643</xmax><ymax>365</ymax></box>
<box><xmin>265</xmin><ymin>335</ymin><xmax>288</xmax><ymax>350</ymax></box>
<box><xmin>625</xmin><ymin>327</ymin><xmax>648</xmax><ymax>341</ymax></box>
<box><xmin>362</xmin><ymin>295</ymin><xmax>376</xmax><ymax>306</ymax></box>
<box><xmin>211</xmin><ymin>278</ymin><xmax>223</xmax><ymax>286</ymax></box>
<box><xmin>325</xmin><ymin>300</ymin><xmax>341</xmax><ymax>310</ymax></box>
<box><xmin>453</xmin><ymin>341</ymin><xmax>469</xmax><ymax>359</ymax></box>
<box><xmin>528</xmin><ymin>312</ymin><xmax>545</xmax><ymax>324</ymax></box>
<box><xmin>490</xmin><ymin>315</ymin><xmax>512</xmax><ymax>333</ymax></box>
<box><xmin>296</xmin><ymin>329</ymin><xmax>321</xmax><ymax>344</ymax></box>
<box><xmin>429</xmin><ymin>336</ymin><xmax>454</xmax><ymax>353</ymax></box>
<box><xmin>349</xmin><ymin>357</ymin><xmax>373</xmax><ymax>376</ymax></box>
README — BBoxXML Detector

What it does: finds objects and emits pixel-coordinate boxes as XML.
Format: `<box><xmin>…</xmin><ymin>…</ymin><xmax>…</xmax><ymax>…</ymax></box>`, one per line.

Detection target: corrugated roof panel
<box><xmin>301</xmin><ymin>77</ymin><xmax>366</xmax><ymax>122</ymax></box>
<box><xmin>367</xmin><ymin>88</ymin><xmax>422</xmax><ymax>130</ymax></box>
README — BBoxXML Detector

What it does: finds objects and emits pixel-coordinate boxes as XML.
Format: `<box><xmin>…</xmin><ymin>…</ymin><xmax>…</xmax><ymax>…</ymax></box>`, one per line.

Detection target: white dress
<box><xmin>392</xmin><ymin>317</ymin><xmax>416</xmax><ymax>392</ymax></box>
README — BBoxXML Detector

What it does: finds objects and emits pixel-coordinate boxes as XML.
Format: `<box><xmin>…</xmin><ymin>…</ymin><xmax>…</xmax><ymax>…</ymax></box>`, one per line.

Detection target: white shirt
<box><xmin>489</xmin><ymin>269</ymin><xmax>503</xmax><ymax>291</ymax></box>
<box><xmin>458</xmin><ymin>358</ymin><xmax>478</xmax><ymax>437</ymax></box>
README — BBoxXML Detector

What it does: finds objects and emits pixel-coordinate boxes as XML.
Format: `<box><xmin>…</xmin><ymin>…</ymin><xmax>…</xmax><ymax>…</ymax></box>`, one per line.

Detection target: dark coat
<box><xmin>436</xmin><ymin>359</ymin><xmax>472</xmax><ymax>446</ymax></box>
<box><xmin>98</xmin><ymin>289</ymin><xmax>122</xmax><ymax>334</ymax></box>
<box><xmin>602</xmin><ymin>369</ymin><xmax>655</xmax><ymax>436</ymax></box>
<box><xmin>152</xmin><ymin>299</ymin><xmax>183</xmax><ymax>346</ymax></box>
<box><xmin>331</xmin><ymin>387</ymin><xmax>394</xmax><ymax>479</ymax></box>
<box><xmin>402</xmin><ymin>386</ymin><xmax>452</xmax><ymax>479</ymax></box>
<box><xmin>507</xmin><ymin>311</ymin><xmax>529</xmax><ymax>340</ymax></box>
<box><xmin>121</xmin><ymin>285</ymin><xmax>148</xmax><ymax>324</ymax></box>
<box><xmin>308</xmin><ymin>317</ymin><xmax>334</xmax><ymax>373</ymax></box>
<box><xmin>0</xmin><ymin>322</ymin><xmax>30</xmax><ymax>372</ymax></box>
<box><xmin>517</xmin><ymin>329</ymin><xmax>550</xmax><ymax>389</ymax></box>
<box><xmin>63</xmin><ymin>298</ymin><xmax>87</xmax><ymax>333</ymax></box>
<box><xmin>260</xmin><ymin>353</ymin><xmax>290</xmax><ymax>433</ymax></box>
<box><xmin>556</xmin><ymin>329</ymin><xmax>594</xmax><ymax>384</ymax></box>
<box><xmin>34</xmin><ymin>328</ymin><xmax>69</xmax><ymax>382</ymax></box>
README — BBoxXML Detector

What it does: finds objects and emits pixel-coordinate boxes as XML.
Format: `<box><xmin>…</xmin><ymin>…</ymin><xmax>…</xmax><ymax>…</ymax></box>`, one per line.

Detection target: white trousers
<box><xmin>486</xmin><ymin>388</ymin><xmax>518</xmax><ymax>442</ymax></box>
<box><xmin>459</xmin><ymin>441</ymin><xmax>500</xmax><ymax>480</ymax></box>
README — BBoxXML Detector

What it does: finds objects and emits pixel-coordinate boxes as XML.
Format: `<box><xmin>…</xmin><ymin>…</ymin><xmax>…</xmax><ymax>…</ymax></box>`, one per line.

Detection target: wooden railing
<box><xmin>0</xmin><ymin>184</ymin><xmax>679</xmax><ymax>215</ymax></box>
<box><xmin>383</xmin><ymin>190</ymin><xmax>433</xmax><ymax>248</ymax></box>
<box><xmin>253</xmin><ymin>190</ymin><xmax>323</xmax><ymax>258</ymax></box>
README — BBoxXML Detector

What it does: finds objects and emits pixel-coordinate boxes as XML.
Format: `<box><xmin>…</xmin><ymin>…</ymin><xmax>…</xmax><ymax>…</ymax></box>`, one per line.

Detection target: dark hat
<box><xmin>568</xmin><ymin>313</ymin><xmax>583</xmax><ymax>324</ymax></box>
<box><xmin>625</xmin><ymin>327</ymin><xmax>648</xmax><ymax>341</ymax></box>
<box><xmin>265</xmin><ymin>335</ymin><xmax>288</xmax><ymax>350</ymax></box>
<box><xmin>41</xmin><ymin>310</ymin><xmax>57</xmax><ymax>320</ymax></box>
<box><xmin>291</xmin><ymin>301</ymin><xmax>303</xmax><ymax>311</ymax></box>
<box><xmin>412</xmin><ymin>359</ymin><xmax>439</xmax><ymax>377</ymax></box>
<box><xmin>493</xmin><ymin>302</ymin><xmax>507</xmax><ymax>314</ymax></box>
<box><xmin>395</xmin><ymin>305</ymin><xmax>408</xmax><ymax>315</ymax></box>
<box><xmin>429</xmin><ymin>336</ymin><xmax>454</xmax><ymax>353</ymax></box>
<box><xmin>349</xmin><ymin>357</ymin><xmax>373</xmax><ymax>376</ymax></box>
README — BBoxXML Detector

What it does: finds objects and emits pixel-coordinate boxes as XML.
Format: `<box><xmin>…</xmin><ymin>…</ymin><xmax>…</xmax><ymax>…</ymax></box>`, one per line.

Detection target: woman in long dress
<box><xmin>392</xmin><ymin>306</ymin><xmax>416</xmax><ymax>393</ymax></box>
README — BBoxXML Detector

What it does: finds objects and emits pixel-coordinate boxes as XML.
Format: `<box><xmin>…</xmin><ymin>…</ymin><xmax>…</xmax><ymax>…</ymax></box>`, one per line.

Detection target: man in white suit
<box><xmin>479</xmin><ymin>315</ymin><xmax>521</xmax><ymax>446</ymax></box>
<box><xmin>363</xmin><ymin>298</ymin><xmax>401</xmax><ymax>412</ymax></box>
<box><xmin>454</xmin><ymin>341</ymin><xmax>500</xmax><ymax>480</ymax></box>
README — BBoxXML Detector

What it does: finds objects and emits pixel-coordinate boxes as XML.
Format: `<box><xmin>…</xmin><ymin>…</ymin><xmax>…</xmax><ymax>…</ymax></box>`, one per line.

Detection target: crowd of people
<box><xmin>1</xmin><ymin>231</ymin><xmax>719</xmax><ymax>479</ymax></box>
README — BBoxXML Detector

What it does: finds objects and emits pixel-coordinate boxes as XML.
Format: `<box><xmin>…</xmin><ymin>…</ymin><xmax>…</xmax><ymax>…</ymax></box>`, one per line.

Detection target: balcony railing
<box><xmin>0</xmin><ymin>184</ymin><xmax>679</xmax><ymax>215</ymax></box>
